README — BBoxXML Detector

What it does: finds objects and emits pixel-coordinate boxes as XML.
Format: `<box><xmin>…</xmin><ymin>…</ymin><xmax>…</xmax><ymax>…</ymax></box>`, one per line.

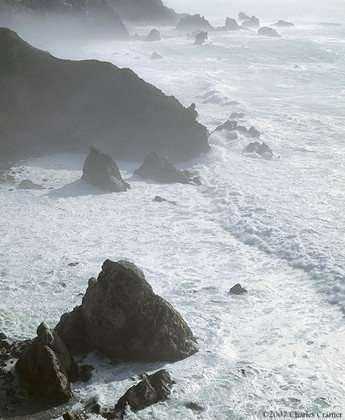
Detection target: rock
<box><xmin>248</xmin><ymin>126</ymin><xmax>261</xmax><ymax>138</ymax></box>
<box><xmin>153</xmin><ymin>196</ymin><xmax>177</xmax><ymax>205</ymax></box>
<box><xmin>134</xmin><ymin>151</ymin><xmax>191</xmax><ymax>184</ymax></box>
<box><xmin>245</xmin><ymin>142</ymin><xmax>274</xmax><ymax>158</ymax></box>
<box><xmin>82</xmin><ymin>146</ymin><xmax>130</xmax><ymax>192</ymax></box>
<box><xmin>229</xmin><ymin>284</ymin><xmax>247</xmax><ymax>295</ymax></box>
<box><xmin>176</xmin><ymin>14</ymin><xmax>214</xmax><ymax>31</ymax></box>
<box><xmin>224</xmin><ymin>18</ymin><xmax>239</xmax><ymax>31</ymax></box>
<box><xmin>17</xmin><ymin>180</ymin><xmax>44</xmax><ymax>190</ymax></box>
<box><xmin>0</xmin><ymin>333</ymin><xmax>7</xmax><ymax>340</ymax></box>
<box><xmin>258</xmin><ymin>27</ymin><xmax>281</xmax><ymax>38</ymax></box>
<box><xmin>151</xmin><ymin>52</ymin><xmax>163</xmax><ymax>60</ymax></box>
<box><xmin>106</xmin><ymin>0</ymin><xmax>179</xmax><ymax>25</ymax></box>
<box><xmin>78</xmin><ymin>365</ymin><xmax>94</xmax><ymax>382</ymax></box>
<box><xmin>68</xmin><ymin>262</ymin><xmax>79</xmax><ymax>267</ymax></box>
<box><xmin>185</xmin><ymin>401</ymin><xmax>205</xmax><ymax>411</ymax></box>
<box><xmin>16</xmin><ymin>323</ymin><xmax>77</xmax><ymax>404</ymax></box>
<box><xmin>194</xmin><ymin>31</ymin><xmax>208</xmax><ymax>45</ymax></box>
<box><xmin>147</xmin><ymin>29</ymin><xmax>161</xmax><ymax>42</ymax></box>
<box><xmin>56</xmin><ymin>260</ymin><xmax>198</xmax><ymax>362</ymax></box>
<box><xmin>0</xmin><ymin>28</ymin><xmax>209</xmax><ymax>164</ymax></box>
<box><xmin>63</xmin><ymin>413</ymin><xmax>83</xmax><ymax>420</ymax></box>
<box><xmin>115</xmin><ymin>369</ymin><xmax>173</xmax><ymax>413</ymax></box>
<box><xmin>242</xmin><ymin>16</ymin><xmax>260</xmax><ymax>29</ymax></box>
<box><xmin>230</xmin><ymin>112</ymin><xmax>245</xmax><ymax>119</ymax></box>
<box><xmin>236</xmin><ymin>125</ymin><xmax>248</xmax><ymax>134</ymax></box>
<box><xmin>0</xmin><ymin>0</ymin><xmax>128</xmax><ymax>40</ymax></box>
<box><xmin>215</xmin><ymin>120</ymin><xmax>237</xmax><ymax>132</ymax></box>
<box><xmin>272</xmin><ymin>20</ymin><xmax>294</xmax><ymax>28</ymax></box>
<box><xmin>239</xmin><ymin>12</ymin><xmax>250</xmax><ymax>20</ymax></box>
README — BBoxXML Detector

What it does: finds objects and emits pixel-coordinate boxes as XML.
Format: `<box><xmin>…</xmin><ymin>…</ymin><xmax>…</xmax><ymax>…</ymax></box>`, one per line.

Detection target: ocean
<box><xmin>0</xmin><ymin>2</ymin><xmax>345</xmax><ymax>419</ymax></box>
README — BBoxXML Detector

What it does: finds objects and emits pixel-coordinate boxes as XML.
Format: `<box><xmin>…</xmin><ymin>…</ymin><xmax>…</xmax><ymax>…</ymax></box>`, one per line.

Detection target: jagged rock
<box><xmin>194</xmin><ymin>31</ymin><xmax>208</xmax><ymax>45</ymax></box>
<box><xmin>224</xmin><ymin>18</ymin><xmax>239</xmax><ymax>31</ymax></box>
<box><xmin>82</xmin><ymin>146</ymin><xmax>130</xmax><ymax>192</ymax></box>
<box><xmin>134</xmin><ymin>152</ymin><xmax>191</xmax><ymax>184</ymax></box>
<box><xmin>63</xmin><ymin>413</ymin><xmax>83</xmax><ymax>420</ymax></box>
<box><xmin>239</xmin><ymin>12</ymin><xmax>250</xmax><ymax>20</ymax></box>
<box><xmin>215</xmin><ymin>120</ymin><xmax>238</xmax><ymax>132</ymax></box>
<box><xmin>242</xmin><ymin>16</ymin><xmax>260</xmax><ymax>29</ymax></box>
<box><xmin>147</xmin><ymin>29</ymin><xmax>161</xmax><ymax>42</ymax></box>
<box><xmin>248</xmin><ymin>126</ymin><xmax>261</xmax><ymax>138</ymax></box>
<box><xmin>0</xmin><ymin>28</ymin><xmax>209</xmax><ymax>163</ymax></box>
<box><xmin>16</xmin><ymin>323</ymin><xmax>78</xmax><ymax>404</ymax></box>
<box><xmin>115</xmin><ymin>369</ymin><xmax>173</xmax><ymax>412</ymax></box>
<box><xmin>17</xmin><ymin>180</ymin><xmax>44</xmax><ymax>190</ymax></box>
<box><xmin>151</xmin><ymin>52</ymin><xmax>163</xmax><ymax>60</ymax></box>
<box><xmin>176</xmin><ymin>14</ymin><xmax>213</xmax><ymax>31</ymax></box>
<box><xmin>272</xmin><ymin>20</ymin><xmax>294</xmax><ymax>28</ymax></box>
<box><xmin>107</xmin><ymin>0</ymin><xmax>179</xmax><ymax>25</ymax></box>
<box><xmin>230</xmin><ymin>112</ymin><xmax>245</xmax><ymax>119</ymax></box>
<box><xmin>0</xmin><ymin>0</ymin><xmax>128</xmax><ymax>40</ymax></box>
<box><xmin>245</xmin><ymin>142</ymin><xmax>274</xmax><ymax>158</ymax></box>
<box><xmin>229</xmin><ymin>284</ymin><xmax>247</xmax><ymax>295</ymax></box>
<box><xmin>258</xmin><ymin>27</ymin><xmax>281</xmax><ymax>38</ymax></box>
<box><xmin>56</xmin><ymin>260</ymin><xmax>198</xmax><ymax>362</ymax></box>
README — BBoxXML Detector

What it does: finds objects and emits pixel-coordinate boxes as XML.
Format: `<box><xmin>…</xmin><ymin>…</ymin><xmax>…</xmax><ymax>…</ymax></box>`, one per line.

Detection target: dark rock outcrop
<box><xmin>176</xmin><ymin>14</ymin><xmax>214</xmax><ymax>32</ymax></box>
<box><xmin>56</xmin><ymin>260</ymin><xmax>198</xmax><ymax>362</ymax></box>
<box><xmin>107</xmin><ymin>0</ymin><xmax>179</xmax><ymax>25</ymax></box>
<box><xmin>185</xmin><ymin>401</ymin><xmax>205</xmax><ymax>412</ymax></box>
<box><xmin>245</xmin><ymin>142</ymin><xmax>274</xmax><ymax>158</ymax></box>
<box><xmin>229</xmin><ymin>284</ymin><xmax>247</xmax><ymax>295</ymax></box>
<box><xmin>151</xmin><ymin>52</ymin><xmax>163</xmax><ymax>60</ymax></box>
<box><xmin>17</xmin><ymin>180</ymin><xmax>44</xmax><ymax>190</ymax></box>
<box><xmin>16</xmin><ymin>323</ymin><xmax>78</xmax><ymax>404</ymax></box>
<box><xmin>194</xmin><ymin>31</ymin><xmax>208</xmax><ymax>45</ymax></box>
<box><xmin>258</xmin><ymin>27</ymin><xmax>281</xmax><ymax>38</ymax></box>
<box><xmin>0</xmin><ymin>28</ymin><xmax>209</xmax><ymax>163</ymax></box>
<box><xmin>115</xmin><ymin>369</ymin><xmax>173</xmax><ymax>413</ymax></box>
<box><xmin>147</xmin><ymin>29</ymin><xmax>161</xmax><ymax>42</ymax></box>
<box><xmin>242</xmin><ymin>16</ymin><xmax>260</xmax><ymax>29</ymax></box>
<box><xmin>82</xmin><ymin>146</ymin><xmax>130</xmax><ymax>192</ymax></box>
<box><xmin>63</xmin><ymin>413</ymin><xmax>83</xmax><ymax>420</ymax></box>
<box><xmin>154</xmin><ymin>196</ymin><xmax>177</xmax><ymax>205</ymax></box>
<box><xmin>272</xmin><ymin>20</ymin><xmax>294</xmax><ymax>28</ymax></box>
<box><xmin>134</xmin><ymin>152</ymin><xmax>191</xmax><ymax>184</ymax></box>
<box><xmin>0</xmin><ymin>0</ymin><xmax>128</xmax><ymax>40</ymax></box>
<box><xmin>239</xmin><ymin>12</ymin><xmax>250</xmax><ymax>20</ymax></box>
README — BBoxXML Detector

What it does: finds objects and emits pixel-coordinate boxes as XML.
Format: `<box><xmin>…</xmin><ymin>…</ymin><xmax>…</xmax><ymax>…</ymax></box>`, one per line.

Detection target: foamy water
<box><xmin>1</xmin><ymin>8</ymin><xmax>345</xmax><ymax>420</ymax></box>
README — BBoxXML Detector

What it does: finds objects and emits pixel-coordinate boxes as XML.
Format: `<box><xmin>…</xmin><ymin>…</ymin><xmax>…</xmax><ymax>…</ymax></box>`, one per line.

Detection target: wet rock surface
<box><xmin>229</xmin><ymin>284</ymin><xmax>248</xmax><ymax>295</ymax></box>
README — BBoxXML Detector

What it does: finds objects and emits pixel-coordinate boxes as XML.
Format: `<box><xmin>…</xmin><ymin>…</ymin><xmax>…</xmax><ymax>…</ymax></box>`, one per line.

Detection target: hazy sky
<box><xmin>164</xmin><ymin>0</ymin><xmax>345</xmax><ymax>23</ymax></box>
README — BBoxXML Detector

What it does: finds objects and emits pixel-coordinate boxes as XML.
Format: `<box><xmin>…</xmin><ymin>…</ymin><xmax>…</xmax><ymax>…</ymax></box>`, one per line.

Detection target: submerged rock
<box><xmin>153</xmin><ymin>196</ymin><xmax>177</xmax><ymax>205</ymax></box>
<box><xmin>147</xmin><ymin>29</ymin><xmax>161</xmax><ymax>41</ymax></box>
<box><xmin>17</xmin><ymin>180</ymin><xmax>44</xmax><ymax>190</ymax></box>
<box><xmin>115</xmin><ymin>369</ymin><xmax>173</xmax><ymax>412</ymax></box>
<box><xmin>82</xmin><ymin>146</ymin><xmax>130</xmax><ymax>192</ymax></box>
<box><xmin>272</xmin><ymin>20</ymin><xmax>295</xmax><ymax>28</ymax></box>
<box><xmin>242</xmin><ymin>16</ymin><xmax>260</xmax><ymax>29</ymax></box>
<box><xmin>56</xmin><ymin>260</ymin><xmax>198</xmax><ymax>362</ymax></box>
<box><xmin>134</xmin><ymin>151</ymin><xmax>191</xmax><ymax>184</ymax></box>
<box><xmin>245</xmin><ymin>142</ymin><xmax>274</xmax><ymax>158</ymax></box>
<box><xmin>229</xmin><ymin>284</ymin><xmax>247</xmax><ymax>295</ymax></box>
<box><xmin>151</xmin><ymin>52</ymin><xmax>163</xmax><ymax>60</ymax></box>
<box><xmin>176</xmin><ymin>14</ymin><xmax>213</xmax><ymax>31</ymax></box>
<box><xmin>185</xmin><ymin>401</ymin><xmax>205</xmax><ymax>411</ymax></box>
<box><xmin>16</xmin><ymin>323</ymin><xmax>77</xmax><ymax>404</ymax></box>
<box><xmin>258</xmin><ymin>27</ymin><xmax>281</xmax><ymax>38</ymax></box>
<box><xmin>194</xmin><ymin>31</ymin><xmax>208</xmax><ymax>45</ymax></box>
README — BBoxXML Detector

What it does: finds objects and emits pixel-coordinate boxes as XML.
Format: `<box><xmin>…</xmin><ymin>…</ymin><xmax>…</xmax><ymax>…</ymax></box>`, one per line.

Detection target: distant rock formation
<box><xmin>134</xmin><ymin>151</ymin><xmax>191</xmax><ymax>184</ymax></box>
<box><xmin>151</xmin><ymin>52</ymin><xmax>163</xmax><ymax>60</ymax></box>
<box><xmin>194</xmin><ymin>31</ymin><xmax>208</xmax><ymax>45</ymax></box>
<box><xmin>242</xmin><ymin>16</ymin><xmax>260</xmax><ymax>29</ymax></box>
<box><xmin>16</xmin><ymin>323</ymin><xmax>78</xmax><ymax>404</ymax></box>
<box><xmin>0</xmin><ymin>28</ymin><xmax>209</xmax><ymax>163</ymax></box>
<box><xmin>82</xmin><ymin>146</ymin><xmax>130</xmax><ymax>192</ymax></box>
<box><xmin>272</xmin><ymin>20</ymin><xmax>295</xmax><ymax>28</ymax></box>
<box><xmin>176</xmin><ymin>14</ymin><xmax>214</xmax><ymax>31</ymax></box>
<box><xmin>224</xmin><ymin>18</ymin><xmax>240</xmax><ymax>31</ymax></box>
<box><xmin>214</xmin><ymin>119</ymin><xmax>260</xmax><ymax>138</ymax></box>
<box><xmin>245</xmin><ymin>142</ymin><xmax>274</xmax><ymax>158</ymax></box>
<box><xmin>258</xmin><ymin>27</ymin><xmax>281</xmax><ymax>38</ymax></box>
<box><xmin>238</xmin><ymin>12</ymin><xmax>250</xmax><ymax>20</ymax></box>
<box><xmin>108</xmin><ymin>0</ymin><xmax>179</xmax><ymax>25</ymax></box>
<box><xmin>55</xmin><ymin>260</ymin><xmax>198</xmax><ymax>362</ymax></box>
<box><xmin>147</xmin><ymin>28</ymin><xmax>162</xmax><ymax>42</ymax></box>
<box><xmin>0</xmin><ymin>0</ymin><xmax>128</xmax><ymax>40</ymax></box>
<box><xmin>115</xmin><ymin>370</ymin><xmax>173</xmax><ymax>413</ymax></box>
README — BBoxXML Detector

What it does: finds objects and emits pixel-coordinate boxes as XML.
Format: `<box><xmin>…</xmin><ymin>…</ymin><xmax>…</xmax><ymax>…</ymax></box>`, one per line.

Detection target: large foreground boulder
<box><xmin>0</xmin><ymin>28</ymin><xmax>209</xmax><ymax>163</ymax></box>
<box><xmin>0</xmin><ymin>0</ymin><xmax>128</xmax><ymax>40</ymax></box>
<box><xmin>115</xmin><ymin>369</ymin><xmax>173</xmax><ymax>413</ymax></box>
<box><xmin>16</xmin><ymin>323</ymin><xmax>77</xmax><ymax>404</ymax></box>
<box><xmin>134</xmin><ymin>151</ymin><xmax>191</xmax><ymax>184</ymax></box>
<box><xmin>56</xmin><ymin>260</ymin><xmax>198</xmax><ymax>362</ymax></box>
<box><xmin>82</xmin><ymin>146</ymin><xmax>130</xmax><ymax>192</ymax></box>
